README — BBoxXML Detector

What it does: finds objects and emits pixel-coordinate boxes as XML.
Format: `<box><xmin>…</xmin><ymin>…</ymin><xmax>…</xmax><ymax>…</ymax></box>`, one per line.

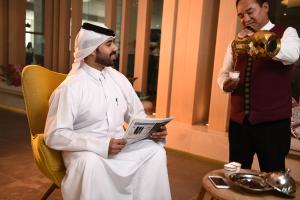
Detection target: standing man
<box><xmin>218</xmin><ymin>0</ymin><xmax>300</xmax><ymax>172</ymax></box>
<box><xmin>44</xmin><ymin>23</ymin><xmax>171</xmax><ymax>200</ymax></box>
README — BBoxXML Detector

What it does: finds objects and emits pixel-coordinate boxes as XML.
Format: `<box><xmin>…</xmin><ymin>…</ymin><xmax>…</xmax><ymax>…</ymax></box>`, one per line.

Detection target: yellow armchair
<box><xmin>21</xmin><ymin>65</ymin><xmax>67</xmax><ymax>199</ymax></box>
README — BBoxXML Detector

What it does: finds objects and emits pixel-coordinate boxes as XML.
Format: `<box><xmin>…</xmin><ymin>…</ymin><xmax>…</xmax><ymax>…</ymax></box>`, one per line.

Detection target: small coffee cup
<box><xmin>229</xmin><ymin>71</ymin><xmax>240</xmax><ymax>80</ymax></box>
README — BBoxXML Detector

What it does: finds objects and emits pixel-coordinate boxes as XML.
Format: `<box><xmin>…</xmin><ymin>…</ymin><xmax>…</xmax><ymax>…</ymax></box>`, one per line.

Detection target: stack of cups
<box><xmin>224</xmin><ymin>162</ymin><xmax>241</xmax><ymax>172</ymax></box>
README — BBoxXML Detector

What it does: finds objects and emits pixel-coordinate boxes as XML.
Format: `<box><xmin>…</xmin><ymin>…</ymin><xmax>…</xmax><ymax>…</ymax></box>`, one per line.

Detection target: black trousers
<box><xmin>228</xmin><ymin>118</ymin><xmax>291</xmax><ymax>172</ymax></box>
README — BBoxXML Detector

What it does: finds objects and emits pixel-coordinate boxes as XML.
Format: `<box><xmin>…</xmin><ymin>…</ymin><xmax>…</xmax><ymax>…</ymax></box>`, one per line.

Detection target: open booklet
<box><xmin>124</xmin><ymin>116</ymin><xmax>174</xmax><ymax>144</ymax></box>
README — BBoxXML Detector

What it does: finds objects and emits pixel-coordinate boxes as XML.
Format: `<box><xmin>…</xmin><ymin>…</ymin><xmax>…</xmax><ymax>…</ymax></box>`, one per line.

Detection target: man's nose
<box><xmin>112</xmin><ymin>43</ymin><xmax>118</xmax><ymax>51</ymax></box>
<box><xmin>242</xmin><ymin>14</ymin><xmax>250</xmax><ymax>24</ymax></box>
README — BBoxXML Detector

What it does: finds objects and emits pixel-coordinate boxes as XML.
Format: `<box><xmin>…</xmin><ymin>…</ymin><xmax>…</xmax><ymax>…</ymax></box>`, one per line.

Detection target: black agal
<box><xmin>82</xmin><ymin>23</ymin><xmax>115</xmax><ymax>37</ymax></box>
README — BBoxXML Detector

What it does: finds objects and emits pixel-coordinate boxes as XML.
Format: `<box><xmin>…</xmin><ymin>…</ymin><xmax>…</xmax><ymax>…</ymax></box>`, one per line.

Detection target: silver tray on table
<box><xmin>228</xmin><ymin>172</ymin><xmax>273</xmax><ymax>192</ymax></box>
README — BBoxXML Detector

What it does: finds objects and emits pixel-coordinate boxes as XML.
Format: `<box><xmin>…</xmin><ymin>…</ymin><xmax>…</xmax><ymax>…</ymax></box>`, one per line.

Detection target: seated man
<box><xmin>44</xmin><ymin>23</ymin><xmax>171</xmax><ymax>200</ymax></box>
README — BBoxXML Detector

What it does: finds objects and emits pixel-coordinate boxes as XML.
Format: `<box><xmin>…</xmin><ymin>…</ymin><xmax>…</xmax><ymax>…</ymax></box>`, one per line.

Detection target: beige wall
<box><xmin>157</xmin><ymin>0</ymin><xmax>219</xmax><ymax>125</ymax></box>
<box><xmin>156</xmin><ymin>0</ymin><xmax>231</xmax><ymax>127</ymax></box>
<box><xmin>208</xmin><ymin>0</ymin><xmax>238</xmax><ymax>132</ymax></box>
<box><xmin>157</xmin><ymin>0</ymin><xmax>232</xmax><ymax>165</ymax></box>
<box><xmin>169</xmin><ymin>0</ymin><xmax>217</xmax><ymax>124</ymax></box>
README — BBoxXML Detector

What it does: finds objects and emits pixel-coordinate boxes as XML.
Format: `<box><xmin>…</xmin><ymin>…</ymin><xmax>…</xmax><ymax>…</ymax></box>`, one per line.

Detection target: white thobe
<box><xmin>217</xmin><ymin>21</ymin><xmax>300</xmax><ymax>89</ymax></box>
<box><xmin>44</xmin><ymin>63</ymin><xmax>171</xmax><ymax>200</ymax></box>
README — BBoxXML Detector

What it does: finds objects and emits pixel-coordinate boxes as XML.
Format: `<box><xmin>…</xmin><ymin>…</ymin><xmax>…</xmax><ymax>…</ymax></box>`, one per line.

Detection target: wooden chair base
<box><xmin>41</xmin><ymin>183</ymin><xmax>57</xmax><ymax>200</ymax></box>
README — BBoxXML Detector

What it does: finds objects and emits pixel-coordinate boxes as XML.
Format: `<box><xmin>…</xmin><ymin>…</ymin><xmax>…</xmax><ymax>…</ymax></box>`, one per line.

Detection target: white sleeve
<box><xmin>217</xmin><ymin>43</ymin><xmax>234</xmax><ymax>90</ymax></box>
<box><xmin>44</xmin><ymin>85</ymin><xmax>110</xmax><ymax>158</ymax></box>
<box><xmin>274</xmin><ymin>27</ymin><xmax>300</xmax><ymax>65</ymax></box>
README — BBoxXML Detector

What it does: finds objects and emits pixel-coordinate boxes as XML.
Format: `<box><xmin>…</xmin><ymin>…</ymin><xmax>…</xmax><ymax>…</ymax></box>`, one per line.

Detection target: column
<box><xmin>58</xmin><ymin>0</ymin><xmax>71</xmax><ymax>73</ymax></box>
<box><xmin>169</xmin><ymin>0</ymin><xmax>219</xmax><ymax>124</ymax></box>
<box><xmin>155</xmin><ymin>0</ymin><xmax>178</xmax><ymax>117</ymax></box>
<box><xmin>105</xmin><ymin>0</ymin><xmax>117</xmax><ymax>31</ymax></box>
<box><xmin>133</xmin><ymin>0</ymin><xmax>152</xmax><ymax>92</ymax></box>
<box><xmin>8</xmin><ymin>0</ymin><xmax>26</xmax><ymax>64</ymax></box>
<box><xmin>208</xmin><ymin>0</ymin><xmax>238</xmax><ymax>131</ymax></box>
<box><xmin>0</xmin><ymin>0</ymin><xmax>9</xmax><ymax>66</ymax></box>
<box><xmin>70</xmin><ymin>0</ymin><xmax>83</xmax><ymax>66</ymax></box>
<box><xmin>44</xmin><ymin>0</ymin><xmax>71</xmax><ymax>73</ymax></box>
<box><xmin>118</xmin><ymin>0</ymin><xmax>131</xmax><ymax>75</ymax></box>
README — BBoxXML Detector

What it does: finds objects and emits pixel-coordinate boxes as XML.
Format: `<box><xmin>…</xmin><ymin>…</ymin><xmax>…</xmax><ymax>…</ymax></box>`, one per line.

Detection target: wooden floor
<box><xmin>0</xmin><ymin>108</ymin><xmax>224</xmax><ymax>200</ymax></box>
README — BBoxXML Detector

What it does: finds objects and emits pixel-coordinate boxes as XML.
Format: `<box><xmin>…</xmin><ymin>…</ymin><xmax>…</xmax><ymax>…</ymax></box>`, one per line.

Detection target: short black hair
<box><xmin>236</xmin><ymin>0</ymin><xmax>268</xmax><ymax>7</ymax></box>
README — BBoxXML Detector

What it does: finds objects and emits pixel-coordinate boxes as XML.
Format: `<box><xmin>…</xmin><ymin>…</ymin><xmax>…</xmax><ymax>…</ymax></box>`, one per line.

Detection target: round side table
<box><xmin>197</xmin><ymin>169</ymin><xmax>300</xmax><ymax>200</ymax></box>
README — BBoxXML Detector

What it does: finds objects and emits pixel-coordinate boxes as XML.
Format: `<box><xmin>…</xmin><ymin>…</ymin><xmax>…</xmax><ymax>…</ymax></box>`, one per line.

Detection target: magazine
<box><xmin>124</xmin><ymin>116</ymin><xmax>174</xmax><ymax>144</ymax></box>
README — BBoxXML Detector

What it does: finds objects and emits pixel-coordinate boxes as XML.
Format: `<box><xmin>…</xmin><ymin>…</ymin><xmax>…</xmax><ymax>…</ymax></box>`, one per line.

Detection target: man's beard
<box><xmin>95</xmin><ymin>51</ymin><xmax>117</xmax><ymax>67</ymax></box>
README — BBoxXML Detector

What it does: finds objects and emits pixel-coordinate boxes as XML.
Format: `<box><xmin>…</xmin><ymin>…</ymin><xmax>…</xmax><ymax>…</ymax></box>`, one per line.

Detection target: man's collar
<box><xmin>82</xmin><ymin>62</ymin><xmax>107</xmax><ymax>82</ymax></box>
<box><xmin>260</xmin><ymin>21</ymin><xmax>275</xmax><ymax>31</ymax></box>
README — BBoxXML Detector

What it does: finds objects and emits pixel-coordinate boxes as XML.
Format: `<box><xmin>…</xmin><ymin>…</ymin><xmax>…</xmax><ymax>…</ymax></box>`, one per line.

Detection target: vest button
<box><xmin>247</xmin><ymin>62</ymin><xmax>252</xmax><ymax>66</ymax></box>
<box><xmin>246</xmin><ymin>67</ymin><xmax>251</xmax><ymax>71</ymax></box>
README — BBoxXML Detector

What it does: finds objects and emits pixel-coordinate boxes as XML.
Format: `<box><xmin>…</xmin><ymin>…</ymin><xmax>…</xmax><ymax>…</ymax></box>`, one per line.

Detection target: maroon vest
<box><xmin>231</xmin><ymin>25</ymin><xmax>293</xmax><ymax>124</ymax></box>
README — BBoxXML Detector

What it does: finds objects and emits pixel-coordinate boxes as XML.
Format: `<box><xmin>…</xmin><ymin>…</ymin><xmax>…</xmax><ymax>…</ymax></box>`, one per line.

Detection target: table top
<box><xmin>202</xmin><ymin>169</ymin><xmax>300</xmax><ymax>200</ymax></box>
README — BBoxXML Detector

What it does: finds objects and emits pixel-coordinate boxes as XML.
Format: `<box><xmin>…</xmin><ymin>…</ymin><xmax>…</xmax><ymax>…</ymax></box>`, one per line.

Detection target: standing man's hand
<box><xmin>237</xmin><ymin>27</ymin><xmax>254</xmax><ymax>39</ymax></box>
<box><xmin>108</xmin><ymin>138</ymin><xmax>127</xmax><ymax>155</ymax></box>
<box><xmin>150</xmin><ymin>125</ymin><xmax>168</xmax><ymax>142</ymax></box>
<box><xmin>223</xmin><ymin>78</ymin><xmax>239</xmax><ymax>93</ymax></box>
<box><xmin>237</xmin><ymin>27</ymin><xmax>255</xmax><ymax>39</ymax></box>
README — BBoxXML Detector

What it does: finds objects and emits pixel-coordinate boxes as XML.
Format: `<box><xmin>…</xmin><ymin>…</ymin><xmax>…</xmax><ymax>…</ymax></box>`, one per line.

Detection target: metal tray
<box><xmin>228</xmin><ymin>172</ymin><xmax>273</xmax><ymax>192</ymax></box>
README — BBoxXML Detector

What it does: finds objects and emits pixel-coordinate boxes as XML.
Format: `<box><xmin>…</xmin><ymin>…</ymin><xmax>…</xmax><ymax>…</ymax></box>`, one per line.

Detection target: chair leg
<box><xmin>41</xmin><ymin>183</ymin><xmax>57</xmax><ymax>200</ymax></box>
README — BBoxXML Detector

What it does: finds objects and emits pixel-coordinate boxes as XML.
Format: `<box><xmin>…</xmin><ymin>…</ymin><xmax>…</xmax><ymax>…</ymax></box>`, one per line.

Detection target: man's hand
<box><xmin>108</xmin><ymin>138</ymin><xmax>127</xmax><ymax>155</ymax></box>
<box><xmin>150</xmin><ymin>125</ymin><xmax>167</xmax><ymax>142</ymax></box>
<box><xmin>223</xmin><ymin>78</ymin><xmax>239</xmax><ymax>93</ymax></box>
<box><xmin>237</xmin><ymin>28</ymin><xmax>254</xmax><ymax>39</ymax></box>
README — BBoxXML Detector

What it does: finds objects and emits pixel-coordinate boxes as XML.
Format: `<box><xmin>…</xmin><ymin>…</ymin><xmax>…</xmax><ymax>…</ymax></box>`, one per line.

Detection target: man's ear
<box><xmin>262</xmin><ymin>2</ymin><xmax>269</xmax><ymax>12</ymax></box>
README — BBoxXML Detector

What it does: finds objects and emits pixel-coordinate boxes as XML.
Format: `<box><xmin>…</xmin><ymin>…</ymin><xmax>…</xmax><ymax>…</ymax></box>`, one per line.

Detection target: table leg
<box><xmin>197</xmin><ymin>186</ymin><xmax>206</xmax><ymax>200</ymax></box>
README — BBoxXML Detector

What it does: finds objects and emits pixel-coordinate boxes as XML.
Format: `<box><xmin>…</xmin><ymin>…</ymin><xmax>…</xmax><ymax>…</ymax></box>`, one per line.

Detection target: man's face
<box><xmin>95</xmin><ymin>38</ymin><xmax>118</xmax><ymax>66</ymax></box>
<box><xmin>236</xmin><ymin>0</ymin><xmax>269</xmax><ymax>30</ymax></box>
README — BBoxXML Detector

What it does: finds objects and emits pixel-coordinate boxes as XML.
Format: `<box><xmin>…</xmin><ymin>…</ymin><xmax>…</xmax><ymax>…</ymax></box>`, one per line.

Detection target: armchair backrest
<box><xmin>21</xmin><ymin>65</ymin><xmax>67</xmax><ymax>187</ymax></box>
<box><xmin>22</xmin><ymin>65</ymin><xmax>67</xmax><ymax>135</ymax></box>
